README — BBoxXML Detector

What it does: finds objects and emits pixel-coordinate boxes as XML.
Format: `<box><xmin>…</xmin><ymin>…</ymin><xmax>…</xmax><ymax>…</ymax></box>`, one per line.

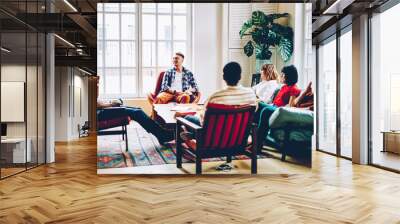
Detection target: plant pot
<box><xmin>255</xmin><ymin>59</ymin><xmax>272</xmax><ymax>73</ymax></box>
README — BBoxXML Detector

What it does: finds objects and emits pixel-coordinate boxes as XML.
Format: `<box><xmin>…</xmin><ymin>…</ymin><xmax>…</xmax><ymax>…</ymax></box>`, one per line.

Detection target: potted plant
<box><xmin>239</xmin><ymin>11</ymin><xmax>294</xmax><ymax>71</ymax></box>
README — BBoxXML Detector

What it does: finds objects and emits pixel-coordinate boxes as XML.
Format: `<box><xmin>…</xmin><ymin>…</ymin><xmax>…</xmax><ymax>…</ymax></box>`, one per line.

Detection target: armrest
<box><xmin>176</xmin><ymin>117</ymin><xmax>202</xmax><ymax>132</ymax></box>
<box><xmin>269</xmin><ymin>107</ymin><xmax>314</xmax><ymax>129</ymax></box>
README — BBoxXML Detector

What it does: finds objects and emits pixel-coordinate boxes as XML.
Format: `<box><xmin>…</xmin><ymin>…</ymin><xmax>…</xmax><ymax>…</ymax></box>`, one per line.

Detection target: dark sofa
<box><xmin>263</xmin><ymin>107</ymin><xmax>314</xmax><ymax>166</ymax></box>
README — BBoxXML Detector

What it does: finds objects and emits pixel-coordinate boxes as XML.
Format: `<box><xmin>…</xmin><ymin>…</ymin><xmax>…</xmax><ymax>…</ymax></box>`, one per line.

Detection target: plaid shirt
<box><xmin>160</xmin><ymin>67</ymin><xmax>199</xmax><ymax>93</ymax></box>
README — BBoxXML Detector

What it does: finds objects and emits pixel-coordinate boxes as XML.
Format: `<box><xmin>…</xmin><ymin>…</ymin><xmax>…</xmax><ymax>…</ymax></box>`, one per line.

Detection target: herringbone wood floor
<box><xmin>1</xmin><ymin>136</ymin><xmax>400</xmax><ymax>223</ymax></box>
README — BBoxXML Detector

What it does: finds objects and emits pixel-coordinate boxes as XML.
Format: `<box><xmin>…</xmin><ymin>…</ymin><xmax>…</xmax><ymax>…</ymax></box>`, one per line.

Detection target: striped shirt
<box><xmin>196</xmin><ymin>85</ymin><xmax>257</xmax><ymax>124</ymax></box>
<box><xmin>205</xmin><ymin>85</ymin><xmax>257</xmax><ymax>106</ymax></box>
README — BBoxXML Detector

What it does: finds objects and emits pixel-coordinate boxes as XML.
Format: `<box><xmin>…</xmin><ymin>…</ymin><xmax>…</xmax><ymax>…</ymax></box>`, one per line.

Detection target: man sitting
<box><xmin>155</xmin><ymin>52</ymin><xmax>199</xmax><ymax>104</ymax></box>
<box><xmin>183</xmin><ymin>61</ymin><xmax>257</xmax><ymax>125</ymax></box>
<box><xmin>97</xmin><ymin>99</ymin><xmax>174</xmax><ymax>145</ymax></box>
<box><xmin>181</xmin><ymin>62</ymin><xmax>257</xmax><ymax>171</ymax></box>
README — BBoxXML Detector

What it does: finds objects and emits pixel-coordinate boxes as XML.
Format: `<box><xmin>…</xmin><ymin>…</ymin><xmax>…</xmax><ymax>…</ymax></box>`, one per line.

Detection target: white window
<box><xmin>98</xmin><ymin>3</ymin><xmax>192</xmax><ymax>99</ymax></box>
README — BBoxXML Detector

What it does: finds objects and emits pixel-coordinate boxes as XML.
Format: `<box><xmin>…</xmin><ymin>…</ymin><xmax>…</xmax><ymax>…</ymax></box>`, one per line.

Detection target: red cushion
<box><xmin>154</xmin><ymin>71</ymin><xmax>165</xmax><ymax>96</ymax></box>
<box><xmin>219</xmin><ymin>114</ymin><xmax>234</xmax><ymax>148</ymax></box>
<box><xmin>204</xmin><ymin>115</ymin><xmax>217</xmax><ymax>147</ymax></box>
<box><xmin>236</xmin><ymin>111</ymin><xmax>250</xmax><ymax>146</ymax></box>
<box><xmin>228</xmin><ymin>113</ymin><xmax>243</xmax><ymax>147</ymax></box>
<box><xmin>211</xmin><ymin>115</ymin><xmax>225</xmax><ymax>148</ymax></box>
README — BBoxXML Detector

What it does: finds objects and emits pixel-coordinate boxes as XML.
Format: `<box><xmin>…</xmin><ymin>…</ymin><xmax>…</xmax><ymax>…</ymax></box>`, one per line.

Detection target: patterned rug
<box><xmin>97</xmin><ymin>122</ymin><xmax>265</xmax><ymax>169</ymax></box>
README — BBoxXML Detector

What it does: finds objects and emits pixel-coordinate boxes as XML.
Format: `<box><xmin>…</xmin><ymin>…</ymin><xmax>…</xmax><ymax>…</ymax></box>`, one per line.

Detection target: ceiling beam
<box><xmin>66</xmin><ymin>13</ymin><xmax>97</xmax><ymax>46</ymax></box>
<box><xmin>55</xmin><ymin>55</ymin><xmax>96</xmax><ymax>68</ymax></box>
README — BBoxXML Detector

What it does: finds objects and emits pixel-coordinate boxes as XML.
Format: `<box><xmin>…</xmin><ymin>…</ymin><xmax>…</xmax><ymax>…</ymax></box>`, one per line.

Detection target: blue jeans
<box><xmin>183</xmin><ymin>115</ymin><xmax>201</xmax><ymax>126</ymax></box>
<box><xmin>257</xmin><ymin>102</ymin><xmax>277</xmax><ymax>143</ymax></box>
<box><xmin>98</xmin><ymin>106</ymin><xmax>171</xmax><ymax>141</ymax></box>
<box><xmin>123</xmin><ymin>107</ymin><xmax>169</xmax><ymax>139</ymax></box>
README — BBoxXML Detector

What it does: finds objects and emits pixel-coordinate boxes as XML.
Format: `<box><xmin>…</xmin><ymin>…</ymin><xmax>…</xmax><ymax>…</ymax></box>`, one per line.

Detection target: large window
<box><xmin>370</xmin><ymin>3</ymin><xmax>400</xmax><ymax>171</ymax></box>
<box><xmin>339</xmin><ymin>29</ymin><xmax>352</xmax><ymax>158</ymax></box>
<box><xmin>98</xmin><ymin>3</ymin><xmax>192</xmax><ymax>99</ymax></box>
<box><xmin>317</xmin><ymin>37</ymin><xmax>337</xmax><ymax>154</ymax></box>
<box><xmin>317</xmin><ymin>28</ymin><xmax>353</xmax><ymax>159</ymax></box>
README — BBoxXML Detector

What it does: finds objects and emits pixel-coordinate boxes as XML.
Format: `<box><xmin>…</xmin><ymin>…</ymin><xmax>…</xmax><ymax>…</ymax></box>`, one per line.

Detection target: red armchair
<box><xmin>147</xmin><ymin>71</ymin><xmax>166</xmax><ymax>105</ymax></box>
<box><xmin>176</xmin><ymin>103</ymin><xmax>258</xmax><ymax>174</ymax></box>
<box><xmin>97</xmin><ymin>107</ymin><xmax>131</xmax><ymax>151</ymax></box>
<box><xmin>147</xmin><ymin>71</ymin><xmax>202</xmax><ymax>105</ymax></box>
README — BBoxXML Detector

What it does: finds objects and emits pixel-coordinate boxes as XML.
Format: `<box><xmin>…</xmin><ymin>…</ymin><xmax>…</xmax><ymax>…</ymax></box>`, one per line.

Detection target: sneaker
<box><xmin>216</xmin><ymin>162</ymin><xmax>234</xmax><ymax>171</ymax></box>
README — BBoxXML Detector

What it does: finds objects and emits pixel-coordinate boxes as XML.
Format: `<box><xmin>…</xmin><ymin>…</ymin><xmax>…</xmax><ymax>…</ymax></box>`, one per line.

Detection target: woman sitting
<box><xmin>252</xmin><ymin>64</ymin><xmax>281</xmax><ymax>102</ymax></box>
<box><xmin>257</xmin><ymin>65</ymin><xmax>302</xmax><ymax>141</ymax></box>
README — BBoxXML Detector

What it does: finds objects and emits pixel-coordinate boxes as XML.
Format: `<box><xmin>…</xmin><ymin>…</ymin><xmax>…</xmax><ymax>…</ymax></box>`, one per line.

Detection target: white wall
<box><xmin>192</xmin><ymin>3</ymin><xmax>223</xmax><ymax>101</ymax></box>
<box><xmin>193</xmin><ymin>3</ymin><xmax>312</xmax><ymax>94</ymax></box>
<box><xmin>72</xmin><ymin>73</ymin><xmax>89</xmax><ymax>138</ymax></box>
<box><xmin>55</xmin><ymin>66</ymin><xmax>69</xmax><ymax>141</ymax></box>
<box><xmin>1</xmin><ymin>63</ymin><xmax>47</xmax><ymax>163</ymax></box>
<box><xmin>55</xmin><ymin>67</ymin><xmax>89</xmax><ymax>141</ymax></box>
<box><xmin>1</xmin><ymin>65</ymin><xmax>27</xmax><ymax>138</ymax></box>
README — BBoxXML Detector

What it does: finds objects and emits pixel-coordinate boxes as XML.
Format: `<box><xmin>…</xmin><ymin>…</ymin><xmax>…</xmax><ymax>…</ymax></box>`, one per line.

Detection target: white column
<box><xmin>352</xmin><ymin>14</ymin><xmax>369</xmax><ymax>164</ymax></box>
<box><xmin>46</xmin><ymin>33</ymin><xmax>55</xmax><ymax>163</ymax></box>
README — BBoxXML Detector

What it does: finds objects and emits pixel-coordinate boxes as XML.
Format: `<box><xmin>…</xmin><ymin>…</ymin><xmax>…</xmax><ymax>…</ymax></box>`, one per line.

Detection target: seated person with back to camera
<box><xmin>181</xmin><ymin>61</ymin><xmax>257</xmax><ymax>132</ymax></box>
<box><xmin>180</xmin><ymin>61</ymin><xmax>257</xmax><ymax>170</ymax></box>
<box><xmin>252</xmin><ymin>63</ymin><xmax>281</xmax><ymax>103</ymax></box>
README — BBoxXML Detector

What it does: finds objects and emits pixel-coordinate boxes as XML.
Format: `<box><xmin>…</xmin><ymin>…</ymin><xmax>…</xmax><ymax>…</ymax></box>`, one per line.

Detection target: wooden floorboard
<box><xmin>1</xmin><ymin>135</ymin><xmax>400</xmax><ymax>223</ymax></box>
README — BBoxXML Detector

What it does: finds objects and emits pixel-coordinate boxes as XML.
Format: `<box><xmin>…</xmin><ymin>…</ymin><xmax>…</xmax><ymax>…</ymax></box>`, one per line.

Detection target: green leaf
<box><xmin>271</xmin><ymin>23</ymin><xmax>293</xmax><ymax>40</ymax></box>
<box><xmin>266</xmin><ymin>13</ymin><xmax>289</xmax><ymax>21</ymax></box>
<box><xmin>240</xmin><ymin>11</ymin><xmax>294</xmax><ymax>62</ymax></box>
<box><xmin>278</xmin><ymin>38</ymin><xmax>293</xmax><ymax>62</ymax></box>
<box><xmin>255</xmin><ymin>45</ymin><xmax>272</xmax><ymax>60</ymax></box>
<box><xmin>251</xmin><ymin>11</ymin><xmax>266</xmax><ymax>26</ymax></box>
<box><xmin>255</xmin><ymin>44</ymin><xmax>262</xmax><ymax>58</ymax></box>
<box><xmin>244</xmin><ymin>41</ymin><xmax>254</xmax><ymax>57</ymax></box>
<box><xmin>251</xmin><ymin>28</ymin><xmax>263</xmax><ymax>44</ymax></box>
<box><xmin>239</xmin><ymin>20</ymin><xmax>253</xmax><ymax>39</ymax></box>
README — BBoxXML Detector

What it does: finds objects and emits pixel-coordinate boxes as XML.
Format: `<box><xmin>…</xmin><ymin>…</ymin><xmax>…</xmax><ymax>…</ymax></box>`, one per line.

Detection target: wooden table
<box><xmin>381</xmin><ymin>131</ymin><xmax>400</xmax><ymax>154</ymax></box>
<box><xmin>153</xmin><ymin>103</ymin><xmax>203</xmax><ymax>129</ymax></box>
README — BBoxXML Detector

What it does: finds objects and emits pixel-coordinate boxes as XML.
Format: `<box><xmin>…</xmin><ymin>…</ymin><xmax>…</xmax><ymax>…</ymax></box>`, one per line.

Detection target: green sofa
<box><xmin>263</xmin><ymin>107</ymin><xmax>314</xmax><ymax>166</ymax></box>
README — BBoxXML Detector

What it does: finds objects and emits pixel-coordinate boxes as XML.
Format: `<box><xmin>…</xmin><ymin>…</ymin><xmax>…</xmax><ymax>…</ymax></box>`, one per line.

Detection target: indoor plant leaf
<box><xmin>278</xmin><ymin>37</ymin><xmax>293</xmax><ymax>62</ymax></box>
<box><xmin>267</xmin><ymin>13</ymin><xmax>289</xmax><ymax>21</ymax></box>
<box><xmin>239</xmin><ymin>20</ymin><xmax>253</xmax><ymax>38</ymax></box>
<box><xmin>244</xmin><ymin>41</ymin><xmax>254</xmax><ymax>57</ymax></box>
<box><xmin>255</xmin><ymin>44</ymin><xmax>272</xmax><ymax>60</ymax></box>
<box><xmin>251</xmin><ymin>11</ymin><xmax>266</xmax><ymax>26</ymax></box>
<box><xmin>251</xmin><ymin>28</ymin><xmax>263</xmax><ymax>44</ymax></box>
<box><xmin>240</xmin><ymin>11</ymin><xmax>294</xmax><ymax>62</ymax></box>
<box><xmin>255</xmin><ymin>44</ymin><xmax>262</xmax><ymax>59</ymax></box>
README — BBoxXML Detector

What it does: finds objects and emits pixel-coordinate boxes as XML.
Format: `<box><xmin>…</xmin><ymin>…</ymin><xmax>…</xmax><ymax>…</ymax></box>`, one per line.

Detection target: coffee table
<box><xmin>153</xmin><ymin>103</ymin><xmax>203</xmax><ymax>129</ymax></box>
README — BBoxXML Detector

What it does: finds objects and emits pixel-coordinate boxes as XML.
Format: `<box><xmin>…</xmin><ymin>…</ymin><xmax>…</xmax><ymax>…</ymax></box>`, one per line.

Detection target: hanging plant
<box><xmin>239</xmin><ymin>11</ymin><xmax>294</xmax><ymax>62</ymax></box>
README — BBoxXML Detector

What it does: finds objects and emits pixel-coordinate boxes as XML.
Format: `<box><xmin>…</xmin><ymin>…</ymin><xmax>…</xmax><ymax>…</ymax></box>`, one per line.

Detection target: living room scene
<box><xmin>96</xmin><ymin>3</ymin><xmax>315</xmax><ymax>174</ymax></box>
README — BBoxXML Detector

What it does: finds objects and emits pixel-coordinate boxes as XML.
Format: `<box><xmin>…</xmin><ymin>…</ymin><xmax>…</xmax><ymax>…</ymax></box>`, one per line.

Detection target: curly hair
<box><xmin>223</xmin><ymin>62</ymin><xmax>242</xmax><ymax>86</ymax></box>
<box><xmin>281</xmin><ymin>65</ymin><xmax>298</xmax><ymax>86</ymax></box>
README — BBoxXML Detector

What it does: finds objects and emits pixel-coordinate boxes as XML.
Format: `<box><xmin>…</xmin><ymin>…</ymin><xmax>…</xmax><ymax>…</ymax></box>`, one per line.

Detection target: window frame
<box><xmin>316</xmin><ymin>25</ymin><xmax>353</xmax><ymax>160</ymax></box>
<box><xmin>98</xmin><ymin>3</ymin><xmax>193</xmax><ymax>99</ymax></box>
